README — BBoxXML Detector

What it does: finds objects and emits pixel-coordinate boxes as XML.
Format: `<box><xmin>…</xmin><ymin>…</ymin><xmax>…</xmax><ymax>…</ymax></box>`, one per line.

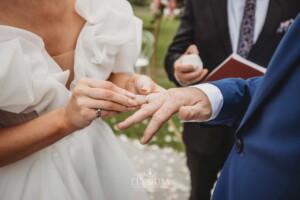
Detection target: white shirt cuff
<box><xmin>191</xmin><ymin>83</ymin><xmax>224</xmax><ymax>121</ymax></box>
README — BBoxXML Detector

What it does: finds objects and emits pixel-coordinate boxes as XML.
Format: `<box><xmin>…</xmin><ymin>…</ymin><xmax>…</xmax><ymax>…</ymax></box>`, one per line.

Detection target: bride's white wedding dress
<box><xmin>0</xmin><ymin>0</ymin><xmax>147</xmax><ymax>199</ymax></box>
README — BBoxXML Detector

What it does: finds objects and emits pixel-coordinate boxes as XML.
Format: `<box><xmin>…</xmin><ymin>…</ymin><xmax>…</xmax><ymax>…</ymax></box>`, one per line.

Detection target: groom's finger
<box><xmin>141</xmin><ymin>105</ymin><xmax>177</xmax><ymax>144</ymax></box>
<box><xmin>117</xmin><ymin>104</ymin><xmax>155</xmax><ymax>130</ymax></box>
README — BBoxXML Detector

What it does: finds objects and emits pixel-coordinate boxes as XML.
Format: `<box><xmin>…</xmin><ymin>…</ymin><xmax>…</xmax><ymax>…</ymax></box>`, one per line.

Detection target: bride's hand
<box><xmin>62</xmin><ymin>78</ymin><xmax>138</xmax><ymax>130</ymax></box>
<box><xmin>127</xmin><ymin>74</ymin><xmax>165</xmax><ymax>96</ymax></box>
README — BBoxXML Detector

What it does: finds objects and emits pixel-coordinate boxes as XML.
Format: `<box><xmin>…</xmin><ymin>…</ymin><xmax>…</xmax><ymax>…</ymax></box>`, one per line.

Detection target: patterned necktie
<box><xmin>237</xmin><ymin>0</ymin><xmax>256</xmax><ymax>58</ymax></box>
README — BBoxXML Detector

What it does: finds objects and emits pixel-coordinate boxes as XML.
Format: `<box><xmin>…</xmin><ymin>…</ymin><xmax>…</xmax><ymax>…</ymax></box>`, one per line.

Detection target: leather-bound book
<box><xmin>204</xmin><ymin>54</ymin><xmax>266</xmax><ymax>82</ymax></box>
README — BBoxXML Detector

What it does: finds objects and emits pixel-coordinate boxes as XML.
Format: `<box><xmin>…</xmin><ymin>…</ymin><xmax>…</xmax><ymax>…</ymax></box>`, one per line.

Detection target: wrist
<box><xmin>55</xmin><ymin>108</ymin><xmax>79</xmax><ymax>135</ymax></box>
<box><xmin>191</xmin><ymin>83</ymin><xmax>223</xmax><ymax>121</ymax></box>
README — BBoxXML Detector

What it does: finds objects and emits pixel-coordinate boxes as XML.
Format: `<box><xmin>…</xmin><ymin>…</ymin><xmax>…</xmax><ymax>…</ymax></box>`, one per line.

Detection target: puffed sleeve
<box><xmin>72</xmin><ymin>0</ymin><xmax>142</xmax><ymax>86</ymax></box>
<box><xmin>0</xmin><ymin>37</ymin><xmax>70</xmax><ymax>115</ymax></box>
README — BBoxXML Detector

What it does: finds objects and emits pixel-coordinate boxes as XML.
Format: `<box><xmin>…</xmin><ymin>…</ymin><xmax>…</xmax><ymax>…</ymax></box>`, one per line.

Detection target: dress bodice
<box><xmin>0</xmin><ymin>110</ymin><xmax>38</xmax><ymax>128</ymax></box>
<box><xmin>0</xmin><ymin>0</ymin><xmax>142</xmax><ymax>126</ymax></box>
<box><xmin>52</xmin><ymin>50</ymin><xmax>76</xmax><ymax>88</ymax></box>
<box><xmin>0</xmin><ymin>2</ymin><xmax>147</xmax><ymax>200</ymax></box>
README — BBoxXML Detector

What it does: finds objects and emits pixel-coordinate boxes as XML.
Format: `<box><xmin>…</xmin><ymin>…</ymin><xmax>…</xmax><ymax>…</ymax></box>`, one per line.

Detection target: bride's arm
<box><xmin>0</xmin><ymin>78</ymin><xmax>137</xmax><ymax>167</ymax></box>
<box><xmin>0</xmin><ymin>109</ymin><xmax>75</xmax><ymax>167</ymax></box>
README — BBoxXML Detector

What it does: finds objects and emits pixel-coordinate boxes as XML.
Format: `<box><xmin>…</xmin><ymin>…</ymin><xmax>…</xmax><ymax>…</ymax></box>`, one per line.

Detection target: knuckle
<box><xmin>73</xmin><ymin>86</ymin><xmax>84</xmax><ymax>96</ymax></box>
<box><xmin>164</xmin><ymin>104</ymin><xmax>174</xmax><ymax>112</ymax></box>
<box><xmin>78</xmin><ymin>78</ymin><xmax>88</xmax><ymax>84</ymax></box>
<box><xmin>202</xmin><ymin>107</ymin><xmax>212</xmax><ymax>119</ymax></box>
<box><xmin>140</xmin><ymin>106</ymin><xmax>152</xmax><ymax>116</ymax></box>
<box><xmin>105</xmin><ymin>101</ymin><xmax>113</xmax><ymax>108</ymax></box>
<box><xmin>91</xmin><ymin>101</ymin><xmax>99</xmax><ymax>109</ymax></box>
<box><xmin>119</xmin><ymin>105</ymin><xmax>127</xmax><ymax>112</ymax></box>
<box><xmin>131</xmin><ymin>117</ymin><xmax>141</xmax><ymax>124</ymax></box>
<box><xmin>104</xmin><ymin>90</ymin><xmax>112</xmax><ymax>99</ymax></box>
<box><xmin>184</xmin><ymin>110</ymin><xmax>194</xmax><ymax>120</ymax></box>
<box><xmin>167</xmin><ymin>88</ymin><xmax>178</xmax><ymax>98</ymax></box>
<box><xmin>168</xmin><ymin>89</ymin><xmax>184</xmax><ymax>105</ymax></box>
<box><xmin>104</xmin><ymin>81</ymin><xmax>113</xmax><ymax>90</ymax></box>
<box><xmin>152</xmin><ymin>114</ymin><xmax>163</xmax><ymax>124</ymax></box>
<box><xmin>76</xmin><ymin>98</ymin><xmax>85</xmax><ymax>107</ymax></box>
<box><xmin>80</xmin><ymin>109</ymin><xmax>90</xmax><ymax>119</ymax></box>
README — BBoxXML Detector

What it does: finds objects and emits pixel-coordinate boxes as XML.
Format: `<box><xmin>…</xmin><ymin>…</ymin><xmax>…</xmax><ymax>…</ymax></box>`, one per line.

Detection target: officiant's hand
<box><xmin>174</xmin><ymin>45</ymin><xmax>208</xmax><ymax>85</ymax></box>
<box><xmin>117</xmin><ymin>87</ymin><xmax>212</xmax><ymax>144</ymax></box>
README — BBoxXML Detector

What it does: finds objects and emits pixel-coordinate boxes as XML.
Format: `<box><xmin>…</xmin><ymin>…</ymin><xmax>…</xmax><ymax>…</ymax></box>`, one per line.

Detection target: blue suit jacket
<box><xmin>208</xmin><ymin>14</ymin><xmax>300</xmax><ymax>200</ymax></box>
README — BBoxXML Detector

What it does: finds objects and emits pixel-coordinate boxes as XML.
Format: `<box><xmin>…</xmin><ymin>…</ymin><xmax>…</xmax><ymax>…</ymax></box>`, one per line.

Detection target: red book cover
<box><xmin>204</xmin><ymin>53</ymin><xmax>266</xmax><ymax>82</ymax></box>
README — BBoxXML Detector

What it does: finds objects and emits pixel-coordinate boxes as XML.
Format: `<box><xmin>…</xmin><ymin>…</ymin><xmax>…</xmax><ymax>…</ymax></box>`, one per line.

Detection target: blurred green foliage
<box><xmin>128</xmin><ymin>0</ymin><xmax>151</xmax><ymax>6</ymax></box>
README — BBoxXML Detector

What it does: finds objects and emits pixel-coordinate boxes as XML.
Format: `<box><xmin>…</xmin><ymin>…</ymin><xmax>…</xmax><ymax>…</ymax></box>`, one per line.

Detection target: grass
<box><xmin>104</xmin><ymin>5</ymin><xmax>185</xmax><ymax>151</ymax></box>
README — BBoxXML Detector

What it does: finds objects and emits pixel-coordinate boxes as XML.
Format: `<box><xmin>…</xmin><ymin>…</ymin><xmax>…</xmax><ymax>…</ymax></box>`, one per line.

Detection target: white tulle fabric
<box><xmin>0</xmin><ymin>26</ymin><xmax>71</xmax><ymax>115</ymax></box>
<box><xmin>0</xmin><ymin>0</ymin><xmax>146</xmax><ymax>199</ymax></box>
<box><xmin>72</xmin><ymin>0</ymin><xmax>142</xmax><ymax>87</ymax></box>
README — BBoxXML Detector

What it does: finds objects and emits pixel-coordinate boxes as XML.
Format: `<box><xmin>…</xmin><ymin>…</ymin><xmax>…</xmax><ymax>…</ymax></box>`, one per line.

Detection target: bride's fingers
<box><xmin>100</xmin><ymin>110</ymin><xmax>121</xmax><ymax>117</ymax></box>
<box><xmin>85</xmin><ymin>99</ymin><xmax>131</xmax><ymax>112</ymax></box>
<box><xmin>83</xmin><ymin>78</ymin><xmax>136</xmax><ymax>99</ymax></box>
<box><xmin>81</xmin><ymin>87</ymin><xmax>138</xmax><ymax>107</ymax></box>
<box><xmin>134</xmin><ymin>95</ymin><xmax>149</xmax><ymax>106</ymax></box>
<box><xmin>134</xmin><ymin>93</ymin><xmax>162</xmax><ymax>106</ymax></box>
<box><xmin>78</xmin><ymin>95</ymin><xmax>137</xmax><ymax>113</ymax></box>
<box><xmin>88</xmin><ymin>107</ymin><xmax>121</xmax><ymax>118</ymax></box>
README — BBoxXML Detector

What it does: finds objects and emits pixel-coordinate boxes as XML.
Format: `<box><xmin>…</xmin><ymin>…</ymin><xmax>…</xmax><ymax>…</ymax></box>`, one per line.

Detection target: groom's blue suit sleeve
<box><xmin>205</xmin><ymin>77</ymin><xmax>263</xmax><ymax>126</ymax></box>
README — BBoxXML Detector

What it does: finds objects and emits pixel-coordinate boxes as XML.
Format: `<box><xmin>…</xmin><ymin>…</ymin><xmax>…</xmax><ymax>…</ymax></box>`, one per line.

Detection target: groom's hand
<box><xmin>117</xmin><ymin>87</ymin><xmax>212</xmax><ymax>144</ymax></box>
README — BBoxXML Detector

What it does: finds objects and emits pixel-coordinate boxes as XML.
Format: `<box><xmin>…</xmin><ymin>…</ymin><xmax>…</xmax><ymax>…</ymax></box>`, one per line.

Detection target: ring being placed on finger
<box><xmin>145</xmin><ymin>94</ymin><xmax>150</xmax><ymax>104</ymax></box>
<box><xmin>95</xmin><ymin>108</ymin><xmax>101</xmax><ymax>118</ymax></box>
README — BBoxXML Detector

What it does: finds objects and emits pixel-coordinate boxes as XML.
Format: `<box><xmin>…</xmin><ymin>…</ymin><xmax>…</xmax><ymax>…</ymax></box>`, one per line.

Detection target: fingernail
<box><xmin>140</xmin><ymin>89</ymin><xmax>148</xmax><ymax>95</ymax></box>
<box><xmin>140</xmin><ymin>136</ymin><xmax>146</xmax><ymax>144</ymax></box>
<box><xmin>128</xmin><ymin>99</ymin><xmax>138</xmax><ymax>106</ymax></box>
<box><xmin>126</xmin><ymin>92</ymin><xmax>136</xmax><ymax>98</ymax></box>
<box><xmin>127</xmin><ymin>107</ymin><xmax>137</xmax><ymax>111</ymax></box>
<box><xmin>117</xmin><ymin>123</ymin><xmax>123</xmax><ymax>129</ymax></box>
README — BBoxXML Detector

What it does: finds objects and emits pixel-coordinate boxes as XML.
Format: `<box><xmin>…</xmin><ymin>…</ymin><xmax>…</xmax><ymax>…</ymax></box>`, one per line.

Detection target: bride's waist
<box><xmin>0</xmin><ymin>110</ymin><xmax>38</xmax><ymax>127</ymax></box>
